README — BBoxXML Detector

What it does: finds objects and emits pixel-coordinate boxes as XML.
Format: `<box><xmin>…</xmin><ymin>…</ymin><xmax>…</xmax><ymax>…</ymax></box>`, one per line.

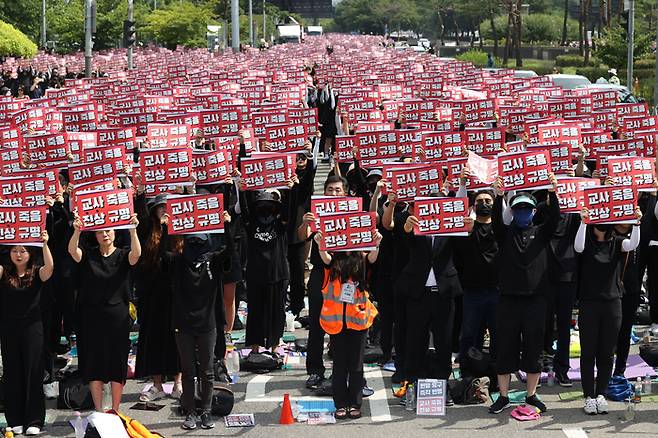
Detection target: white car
<box><xmin>546</xmin><ymin>74</ymin><xmax>592</xmax><ymax>89</ymax></box>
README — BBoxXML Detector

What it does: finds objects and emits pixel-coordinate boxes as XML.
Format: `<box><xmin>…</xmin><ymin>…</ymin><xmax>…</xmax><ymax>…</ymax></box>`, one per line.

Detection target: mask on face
<box><xmin>255</xmin><ymin>203</ymin><xmax>277</xmax><ymax>225</ymax></box>
<box><xmin>512</xmin><ymin>208</ymin><xmax>534</xmax><ymax>229</ymax></box>
<box><xmin>475</xmin><ymin>203</ymin><xmax>492</xmax><ymax>217</ymax></box>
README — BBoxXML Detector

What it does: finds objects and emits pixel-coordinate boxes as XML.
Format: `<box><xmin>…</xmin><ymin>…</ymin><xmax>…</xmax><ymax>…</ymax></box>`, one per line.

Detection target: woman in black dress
<box><xmin>68</xmin><ymin>214</ymin><xmax>141</xmax><ymax>412</ymax></box>
<box><xmin>0</xmin><ymin>231</ymin><xmax>53</xmax><ymax>436</ymax></box>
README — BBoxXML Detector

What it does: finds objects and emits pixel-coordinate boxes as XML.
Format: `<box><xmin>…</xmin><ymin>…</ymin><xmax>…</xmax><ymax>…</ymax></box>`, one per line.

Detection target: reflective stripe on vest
<box><xmin>319</xmin><ymin>272</ymin><xmax>377</xmax><ymax>335</ymax></box>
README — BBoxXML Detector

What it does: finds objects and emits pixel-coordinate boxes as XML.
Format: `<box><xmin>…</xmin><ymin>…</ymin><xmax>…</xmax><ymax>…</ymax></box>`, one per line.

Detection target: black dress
<box><xmin>76</xmin><ymin>247</ymin><xmax>133</xmax><ymax>383</ymax></box>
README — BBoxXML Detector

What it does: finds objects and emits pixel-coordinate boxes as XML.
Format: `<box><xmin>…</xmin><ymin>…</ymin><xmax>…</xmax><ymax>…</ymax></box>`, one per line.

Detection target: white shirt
<box><xmin>425</xmin><ymin>236</ymin><xmax>438</xmax><ymax>287</ymax></box>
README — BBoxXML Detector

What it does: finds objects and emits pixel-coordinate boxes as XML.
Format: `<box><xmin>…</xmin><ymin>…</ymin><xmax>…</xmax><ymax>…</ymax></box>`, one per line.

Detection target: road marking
<box><xmin>562</xmin><ymin>428</ymin><xmax>588</xmax><ymax>438</ymax></box>
<box><xmin>365</xmin><ymin>368</ymin><xmax>392</xmax><ymax>422</ymax></box>
<box><xmin>244</xmin><ymin>374</ymin><xmax>327</xmax><ymax>403</ymax></box>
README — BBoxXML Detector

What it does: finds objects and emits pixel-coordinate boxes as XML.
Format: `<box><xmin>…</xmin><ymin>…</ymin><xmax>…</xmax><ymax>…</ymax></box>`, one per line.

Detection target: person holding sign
<box><xmin>0</xmin><ymin>231</ymin><xmax>53</xmax><ymax>436</ymax></box>
<box><xmin>489</xmin><ymin>172</ymin><xmax>559</xmax><ymax>415</ymax></box>
<box><xmin>313</xmin><ymin>234</ymin><xmax>380</xmax><ymax>420</ymax></box>
<box><xmin>574</xmin><ymin>207</ymin><xmax>641</xmax><ymax>415</ymax></box>
<box><xmin>68</xmin><ymin>213</ymin><xmax>141</xmax><ymax>413</ymax></box>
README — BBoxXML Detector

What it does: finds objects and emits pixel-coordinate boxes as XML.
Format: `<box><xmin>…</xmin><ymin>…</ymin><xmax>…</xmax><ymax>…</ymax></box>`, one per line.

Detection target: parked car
<box><xmin>546</xmin><ymin>74</ymin><xmax>592</xmax><ymax>89</ymax></box>
<box><xmin>579</xmin><ymin>83</ymin><xmax>644</xmax><ymax>103</ymax></box>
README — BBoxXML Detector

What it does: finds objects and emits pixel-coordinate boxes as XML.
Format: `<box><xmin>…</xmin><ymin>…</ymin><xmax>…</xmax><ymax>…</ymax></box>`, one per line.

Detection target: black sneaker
<box><xmin>200</xmin><ymin>413</ymin><xmax>215</xmax><ymax>429</ymax></box>
<box><xmin>446</xmin><ymin>392</ymin><xmax>454</xmax><ymax>407</ymax></box>
<box><xmin>525</xmin><ymin>394</ymin><xmax>547</xmax><ymax>413</ymax></box>
<box><xmin>489</xmin><ymin>395</ymin><xmax>511</xmax><ymax>414</ymax></box>
<box><xmin>556</xmin><ymin>370</ymin><xmax>573</xmax><ymax>387</ymax></box>
<box><xmin>306</xmin><ymin>373</ymin><xmax>324</xmax><ymax>389</ymax></box>
<box><xmin>182</xmin><ymin>414</ymin><xmax>198</xmax><ymax>430</ymax></box>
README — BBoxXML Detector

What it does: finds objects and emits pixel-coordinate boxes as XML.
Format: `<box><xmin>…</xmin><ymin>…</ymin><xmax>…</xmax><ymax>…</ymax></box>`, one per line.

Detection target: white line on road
<box><xmin>244</xmin><ymin>374</ymin><xmax>328</xmax><ymax>403</ymax></box>
<box><xmin>365</xmin><ymin>368</ymin><xmax>392</xmax><ymax>422</ymax></box>
<box><xmin>562</xmin><ymin>428</ymin><xmax>588</xmax><ymax>438</ymax></box>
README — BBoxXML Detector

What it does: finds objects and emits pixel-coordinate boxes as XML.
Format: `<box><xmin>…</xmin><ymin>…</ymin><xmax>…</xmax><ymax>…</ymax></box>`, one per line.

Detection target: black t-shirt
<box><xmin>0</xmin><ymin>267</ymin><xmax>43</xmax><ymax>322</ymax></box>
<box><xmin>391</xmin><ymin>209</ymin><xmax>411</xmax><ymax>281</ymax></box>
<box><xmin>246</xmin><ymin>219</ymin><xmax>289</xmax><ymax>283</ymax></box>
<box><xmin>454</xmin><ymin>221</ymin><xmax>498</xmax><ymax>289</ymax></box>
<box><xmin>579</xmin><ymin>234</ymin><xmax>625</xmax><ymax>301</ymax></box>
<box><xmin>77</xmin><ymin>247</ymin><xmax>132</xmax><ymax>306</ymax></box>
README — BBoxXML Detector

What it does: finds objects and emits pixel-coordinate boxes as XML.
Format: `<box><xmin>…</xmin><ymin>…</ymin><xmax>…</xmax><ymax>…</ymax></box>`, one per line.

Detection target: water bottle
<box><xmin>225</xmin><ymin>349</ymin><xmax>240</xmax><ymax>384</ymax></box>
<box><xmin>4</xmin><ymin>427</ymin><xmax>13</xmax><ymax>438</ymax></box>
<box><xmin>73</xmin><ymin>411</ymin><xmax>85</xmax><ymax>438</ymax></box>
<box><xmin>285</xmin><ymin>312</ymin><xmax>295</xmax><ymax>332</ymax></box>
<box><xmin>643</xmin><ymin>373</ymin><xmax>652</xmax><ymax>395</ymax></box>
<box><xmin>634</xmin><ymin>377</ymin><xmax>642</xmax><ymax>403</ymax></box>
<box><xmin>70</xmin><ymin>332</ymin><xmax>77</xmax><ymax>358</ymax></box>
<box><xmin>624</xmin><ymin>398</ymin><xmax>635</xmax><ymax>421</ymax></box>
<box><xmin>546</xmin><ymin>365</ymin><xmax>555</xmax><ymax>387</ymax></box>
<box><xmin>405</xmin><ymin>383</ymin><xmax>415</xmax><ymax>411</ymax></box>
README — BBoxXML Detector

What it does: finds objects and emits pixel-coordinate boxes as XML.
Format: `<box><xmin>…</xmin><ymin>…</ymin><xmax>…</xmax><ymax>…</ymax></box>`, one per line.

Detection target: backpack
<box><xmin>639</xmin><ymin>342</ymin><xmax>658</xmax><ymax>368</ymax></box>
<box><xmin>240</xmin><ymin>351</ymin><xmax>282</xmax><ymax>373</ymax></box>
<box><xmin>57</xmin><ymin>371</ymin><xmax>93</xmax><ymax>410</ymax></box>
<box><xmin>450</xmin><ymin>376</ymin><xmax>490</xmax><ymax>405</ymax></box>
<box><xmin>115</xmin><ymin>411</ymin><xmax>164</xmax><ymax>438</ymax></box>
<box><xmin>211</xmin><ymin>386</ymin><xmax>235</xmax><ymax>417</ymax></box>
<box><xmin>606</xmin><ymin>375</ymin><xmax>634</xmax><ymax>401</ymax></box>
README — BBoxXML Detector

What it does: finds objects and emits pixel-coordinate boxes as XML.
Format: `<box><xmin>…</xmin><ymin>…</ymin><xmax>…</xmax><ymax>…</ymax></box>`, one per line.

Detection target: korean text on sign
<box><xmin>166</xmin><ymin>194</ymin><xmax>224</xmax><ymax>235</ymax></box>
<box><xmin>0</xmin><ymin>206</ymin><xmax>47</xmax><ymax>246</ymax></box>
<box><xmin>583</xmin><ymin>185</ymin><xmax>637</xmax><ymax>224</ymax></box>
<box><xmin>498</xmin><ymin>150</ymin><xmax>553</xmax><ymax>191</ymax></box>
<box><xmin>73</xmin><ymin>189</ymin><xmax>134</xmax><ymax>231</ymax></box>
<box><xmin>413</xmin><ymin>197</ymin><xmax>469</xmax><ymax>236</ymax></box>
<box><xmin>319</xmin><ymin>211</ymin><xmax>377</xmax><ymax>252</ymax></box>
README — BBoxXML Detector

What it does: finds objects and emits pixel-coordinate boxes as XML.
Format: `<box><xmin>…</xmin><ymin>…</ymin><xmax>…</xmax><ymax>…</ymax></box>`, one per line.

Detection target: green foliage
<box><xmin>455</xmin><ymin>49</ymin><xmax>497</xmax><ymax>67</ymax></box>
<box><xmin>142</xmin><ymin>1</ymin><xmax>216</xmax><ymax>49</ymax></box>
<box><xmin>480</xmin><ymin>13</ymin><xmax>579</xmax><ymax>44</ymax></box>
<box><xmin>518</xmin><ymin>58</ymin><xmax>556</xmax><ymax>75</ymax></box>
<box><xmin>334</xmin><ymin>0</ymin><xmax>420</xmax><ymax>35</ymax></box>
<box><xmin>594</xmin><ymin>24</ymin><xmax>653</xmax><ymax>70</ymax></box>
<box><xmin>0</xmin><ymin>0</ymin><xmax>40</xmax><ymax>41</ymax></box>
<box><xmin>555</xmin><ymin>54</ymin><xmax>600</xmax><ymax>67</ymax></box>
<box><xmin>0</xmin><ymin>20</ymin><xmax>38</xmax><ymax>57</ymax></box>
<box><xmin>634</xmin><ymin>56</ymin><xmax>656</xmax><ymax>70</ymax></box>
<box><xmin>46</xmin><ymin>0</ymin><xmax>84</xmax><ymax>52</ymax></box>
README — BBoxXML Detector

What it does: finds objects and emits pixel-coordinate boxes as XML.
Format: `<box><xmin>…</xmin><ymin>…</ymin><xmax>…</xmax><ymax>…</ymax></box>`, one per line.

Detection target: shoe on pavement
<box><xmin>171</xmin><ymin>386</ymin><xmax>183</xmax><ymax>400</ymax></box>
<box><xmin>525</xmin><ymin>394</ymin><xmax>547</xmax><ymax>413</ymax></box>
<box><xmin>583</xmin><ymin>397</ymin><xmax>597</xmax><ymax>415</ymax></box>
<box><xmin>182</xmin><ymin>414</ymin><xmax>198</xmax><ymax>430</ymax></box>
<box><xmin>362</xmin><ymin>385</ymin><xmax>374</xmax><ymax>398</ymax></box>
<box><xmin>489</xmin><ymin>395</ymin><xmax>510</xmax><ymax>414</ymax></box>
<box><xmin>140</xmin><ymin>386</ymin><xmax>166</xmax><ymax>402</ymax></box>
<box><xmin>595</xmin><ymin>395</ymin><xmax>609</xmax><ymax>414</ymax></box>
<box><xmin>306</xmin><ymin>374</ymin><xmax>324</xmax><ymax>389</ymax></box>
<box><xmin>200</xmin><ymin>413</ymin><xmax>215</xmax><ymax>429</ymax></box>
<box><xmin>25</xmin><ymin>426</ymin><xmax>40</xmax><ymax>436</ymax></box>
<box><xmin>11</xmin><ymin>426</ymin><xmax>23</xmax><ymax>435</ymax></box>
<box><xmin>556</xmin><ymin>370</ymin><xmax>573</xmax><ymax>387</ymax></box>
<box><xmin>651</xmin><ymin>323</ymin><xmax>658</xmax><ymax>337</ymax></box>
<box><xmin>446</xmin><ymin>392</ymin><xmax>454</xmax><ymax>407</ymax></box>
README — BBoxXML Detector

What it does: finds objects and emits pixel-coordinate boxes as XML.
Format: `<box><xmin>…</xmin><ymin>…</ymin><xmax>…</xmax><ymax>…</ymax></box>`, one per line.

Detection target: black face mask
<box><xmin>368</xmin><ymin>183</ymin><xmax>378</xmax><ymax>194</ymax></box>
<box><xmin>475</xmin><ymin>203</ymin><xmax>492</xmax><ymax>217</ymax></box>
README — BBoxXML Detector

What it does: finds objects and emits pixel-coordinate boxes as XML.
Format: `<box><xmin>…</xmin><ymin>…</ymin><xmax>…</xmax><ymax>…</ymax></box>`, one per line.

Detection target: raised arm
<box><xmin>382</xmin><ymin>193</ymin><xmax>397</xmax><ymax>231</ymax></box>
<box><xmin>574</xmin><ymin>218</ymin><xmax>587</xmax><ymax>253</ymax></box>
<box><xmin>39</xmin><ymin>230</ymin><xmax>54</xmax><ymax>282</ymax></box>
<box><xmin>313</xmin><ymin>233</ymin><xmax>332</xmax><ymax>265</ymax></box>
<box><xmin>366</xmin><ymin>232</ymin><xmax>383</xmax><ymax>264</ymax></box>
<box><xmin>622</xmin><ymin>224</ymin><xmax>641</xmax><ymax>252</ymax></box>
<box><xmin>128</xmin><ymin>214</ymin><xmax>142</xmax><ymax>266</ymax></box>
<box><xmin>68</xmin><ymin>216</ymin><xmax>83</xmax><ymax>263</ymax></box>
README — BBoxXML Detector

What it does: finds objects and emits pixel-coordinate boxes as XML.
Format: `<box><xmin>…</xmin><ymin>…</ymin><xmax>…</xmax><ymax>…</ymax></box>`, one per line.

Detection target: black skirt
<box><xmin>245</xmin><ymin>280</ymin><xmax>287</xmax><ymax>349</ymax></box>
<box><xmin>78</xmin><ymin>302</ymin><xmax>131</xmax><ymax>383</ymax></box>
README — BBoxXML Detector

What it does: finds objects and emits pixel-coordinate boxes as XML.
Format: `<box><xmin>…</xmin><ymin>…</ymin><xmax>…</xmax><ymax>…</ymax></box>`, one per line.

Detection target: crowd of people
<box><xmin>0</xmin><ymin>35</ymin><xmax>657</xmax><ymax>434</ymax></box>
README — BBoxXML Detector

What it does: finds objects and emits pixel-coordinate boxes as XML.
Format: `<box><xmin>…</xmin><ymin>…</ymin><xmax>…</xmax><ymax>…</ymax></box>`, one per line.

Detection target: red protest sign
<box><xmin>67</xmin><ymin>131</ymin><xmax>97</xmax><ymax>163</ymax></box>
<box><xmin>413</xmin><ymin>197</ymin><xmax>469</xmax><ymax>236</ymax></box>
<box><xmin>288</xmin><ymin>108</ymin><xmax>319</xmax><ymax>137</ymax></box>
<box><xmin>147</xmin><ymin>123</ymin><xmax>193</xmax><ymax>148</ymax></box>
<box><xmin>537</xmin><ymin>122</ymin><xmax>581</xmax><ymax>152</ymax></box>
<box><xmin>24</xmin><ymin>131</ymin><xmax>69</xmax><ymax>166</ymax></box>
<box><xmin>98</xmin><ymin>127</ymin><xmax>137</xmax><ymax>151</ymax></box>
<box><xmin>397</xmin><ymin>129</ymin><xmax>423</xmax><ymax>156</ymax></box>
<box><xmin>420</xmin><ymin>131</ymin><xmax>465</xmax><ymax>163</ymax></box>
<box><xmin>465</xmin><ymin>127</ymin><xmax>505</xmax><ymax>157</ymax></box>
<box><xmin>583</xmin><ymin>185</ymin><xmax>636</xmax><ymax>224</ymax></box>
<box><xmin>192</xmin><ymin>149</ymin><xmax>231</xmax><ymax>185</ymax></box>
<box><xmin>498</xmin><ymin>150</ymin><xmax>553</xmax><ymax>191</ymax></box>
<box><xmin>527</xmin><ymin>143</ymin><xmax>573</xmax><ymax>174</ymax></box>
<box><xmin>310</xmin><ymin>196</ymin><xmax>363</xmax><ymax>232</ymax></box>
<box><xmin>319</xmin><ymin>211</ymin><xmax>376</xmax><ymax>252</ymax></box>
<box><xmin>555</xmin><ymin>177</ymin><xmax>600</xmax><ymax>213</ymax></box>
<box><xmin>0</xmin><ymin>176</ymin><xmax>52</xmax><ymax>207</ymax></box>
<box><xmin>68</xmin><ymin>156</ymin><xmax>125</xmax><ymax>186</ymax></box>
<box><xmin>264</xmin><ymin>124</ymin><xmax>308</xmax><ymax>152</ymax></box>
<box><xmin>445</xmin><ymin>157</ymin><xmax>490</xmax><ymax>191</ymax></box>
<box><xmin>0</xmin><ymin>206</ymin><xmax>47</xmax><ymax>246</ymax></box>
<box><xmin>166</xmin><ymin>194</ymin><xmax>224</xmax><ymax>234</ymax></box>
<box><xmin>139</xmin><ymin>147</ymin><xmax>193</xmax><ymax>186</ymax></box>
<box><xmin>241</xmin><ymin>153</ymin><xmax>294</xmax><ymax>190</ymax></box>
<box><xmin>607</xmin><ymin>156</ymin><xmax>656</xmax><ymax>191</ymax></box>
<box><xmin>355</xmin><ymin>131</ymin><xmax>400</xmax><ymax>166</ymax></box>
<box><xmin>390</xmin><ymin>163</ymin><xmax>444</xmax><ymax>201</ymax></box>
<box><xmin>336</xmin><ymin>135</ymin><xmax>356</xmax><ymax>163</ymax></box>
<box><xmin>73</xmin><ymin>188</ymin><xmax>134</xmax><ymax>231</ymax></box>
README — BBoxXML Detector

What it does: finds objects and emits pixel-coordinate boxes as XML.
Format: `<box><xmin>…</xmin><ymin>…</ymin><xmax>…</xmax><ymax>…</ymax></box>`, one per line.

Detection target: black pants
<box><xmin>176</xmin><ymin>329</ymin><xmax>217</xmax><ymax>414</ymax></box>
<box><xmin>496</xmin><ymin>294</ymin><xmax>547</xmax><ymax>374</ymax></box>
<box><xmin>214</xmin><ymin>281</ymin><xmax>226</xmax><ymax>360</ymax></box>
<box><xmin>287</xmin><ymin>242</ymin><xmax>307</xmax><ymax>316</ymax></box>
<box><xmin>306</xmin><ymin>268</ymin><xmax>326</xmax><ymax>376</ymax></box>
<box><xmin>579</xmin><ymin>299</ymin><xmax>622</xmax><ymax>398</ymax></box>
<box><xmin>615</xmin><ymin>293</ymin><xmax>641</xmax><ymax>375</ymax></box>
<box><xmin>646</xmin><ymin>247</ymin><xmax>658</xmax><ymax>323</ymax></box>
<box><xmin>405</xmin><ymin>290</ymin><xmax>455</xmax><ymax>380</ymax></box>
<box><xmin>545</xmin><ymin>281</ymin><xmax>577</xmax><ymax>374</ymax></box>
<box><xmin>330</xmin><ymin>329</ymin><xmax>366</xmax><ymax>409</ymax></box>
<box><xmin>1</xmin><ymin>320</ymin><xmax>45</xmax><ymax>429</ymax></box>
<box><xmin>376</xmin><ymin>274</ymin><xmax>394</xmax><ymax>361</ymax></box>
<box><xmin>393</xmin><ymin>286</ymin><xmax>408</xmax><ymax>378</ymax></box>
<box><xmin>459</xmin><ymin>288</ymin><xmax>499</xmax><ymax>360</ymax></box>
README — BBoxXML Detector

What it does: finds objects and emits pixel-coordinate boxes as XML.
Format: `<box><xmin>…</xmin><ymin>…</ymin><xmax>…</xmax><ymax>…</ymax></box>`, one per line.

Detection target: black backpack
<box><xmin>57</xmin><ymin>371</ymin><xmax>93</xmax><ymax>410</ymax></box>
<box><xmin>240</xmin><ymin>352</ymin><xmax>282</xmax><ymax>373</ymax></box>
<box><xmin>640</xmin><ymin>342</ymin><xmax>658</xmax><ymax>367</ymax></box>
<box><xmin>450</xmin><ymin>376</ymin><xmax>490</xmax><ymax>405</ymax></box>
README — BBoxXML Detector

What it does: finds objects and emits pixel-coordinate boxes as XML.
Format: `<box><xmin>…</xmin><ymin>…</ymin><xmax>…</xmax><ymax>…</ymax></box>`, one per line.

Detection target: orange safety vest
<box><xmin>319</xmin><ymin>271</ymin><xmax>378</xmax><ymax>335</ymax></box>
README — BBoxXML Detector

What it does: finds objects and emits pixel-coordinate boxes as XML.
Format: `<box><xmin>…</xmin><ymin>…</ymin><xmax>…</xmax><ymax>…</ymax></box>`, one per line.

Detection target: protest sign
<box><xmin>416</xmin><ymin>379</ymin><xmax>446</xmax><ymax>416</ymax></box>
<box><xmin>467</xmin><ymin>152</ymin><xmax>498</xmax><ymax>185</ymax></box>
<box><xmin>420</xmin><ymin>131</ymin><xmax>465</xmax><ymax>163</ymax></box>
<box><xmin>264</xmin><ymin>124</ymin><xmax>308</xmax><ymax>152</ymax></box>
<box><xmin>355</xmin><ymin>131</ymin><xmax>400</xmax><ymax>166</ymax></box>
<box><xmin>498</xmin><ymin>150</ymin><xmax>553</xmax><ymax>190</ymax></box>
<box><xmin>607</xmin><ymin>156</ymin><xmax>656</xmax><ymax>191</ymax></box>
<box><xmin>24</xmin><ymin>131</ymin><xmax>69</xmax><ymax>166</ymax></box>
<box><xmin>310</xmin><ymin>196</ymin><xmax>363</xmax><ymax>232</ymax></box>
<box><xmin>319</xmin><ymin>211</ymin><xmax>377</xmax><ymax>252</ymax></box>
<box><xmin>0</xmin><ymin>176</ymin><xmax>52</xmax><ymax>207</ymax></box>
<box><xmin>73</xmin><ymin>188</ymin><xmax>134</xmax><ymax>231</ymax></box>
<box><xmin>139</xmin><ymin>147</ymin><xmax>193</xmax><ymax>186</ymax></box>
<box><xmin>0</xmin><ymin>206</ymin><xmax>47</xmax><ymax>246</ymax></box>
<box><xmin>336</xmin><ymin>135</ymin><xmax>356</xmax><ymax>163</ymax></box>
<box><xmin>526</xmin><ymin>143</ymin><xmax>572</xmax><ymax>174</ymax></box>
<box><xmin>241</xmin><ymin>153</ymin><xmax>294</xmax><ymax>190</ymax></box>
<box><xmin>192</xmin><ymin>149</ymin><xmax>231</xmax><ymax>185</ymax></box>
<box><xmin>166</xmin><ymin>194</ymin><xmax>224</xmax><ymax>234</ymax></box>
<box><xmin>555</xmin><ymin>177</ymin><xmax>600</xmax><ymax>213</ymax></box>
<box><xmin>413</xmin><ymin>197</ymin><xmax>469</xmax><ymax>236</ymax></box>
<box><xmin>389</xmin><ymin>164</ymin><xmax>444</xmax><ymax>201</ymax></box>
<box><xmin>146</xmin><ymin>123</ymin><xmax>193</xmax><ymax>148</ymax></box>
<box><xmin>583</xmin><ymin>185</ymin><xmax>637</xmax><ymax>224</ymax></box>
<box><xmin>465</xmin><ymin>127</ymin><xmax>505</xmax><ymax>156</ymax></box>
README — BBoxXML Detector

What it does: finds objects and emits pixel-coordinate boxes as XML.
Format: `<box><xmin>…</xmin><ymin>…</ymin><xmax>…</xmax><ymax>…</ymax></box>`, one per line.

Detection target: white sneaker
<box><xmin>139</xmin><ymin>386</ymin><xmax>166</xmax><ymax>402</ymax></box>
<box><xmin>651</xmin><ymin>323</ymin><xmax>658</xmax><ymax>337</ymax></box>
<box><xmin>596</xmin><ymin>395</ymin><xmax>609</xmax><ymax>414</ymax></box>
<box><xmin>25</xmin><ymin>426</ymin><xmax>40</xmax><ymax>436</ymax></box>
<box><xmin>43</xmin><ymin>381</ymin><xmax>59</xmax><ymax>399</ymax></box>
<box><xmin>11</xmin><ymin>426</ymin><xmax>24</xmax><ymax>435</ymax></box>
<box><xmin>171</xmin><ymin>386</ymin><xmax>183</xmax><ymax>400</ymax></box>
<box><xmin>583</xmin><ymin>397</ymin><xmax>597</xmax><ymax>415</ymax></box>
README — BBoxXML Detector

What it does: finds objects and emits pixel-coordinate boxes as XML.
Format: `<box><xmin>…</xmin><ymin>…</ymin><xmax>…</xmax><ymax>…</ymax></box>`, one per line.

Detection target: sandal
<box><xmin>347</xmin><ymin>406</ymin><xmax>362</xmax><ymax>419</ymax></box>
<box><xmin>335</xmin><ymin>407</ymin><xmax>348</xmax><ymax>420</ymax></box>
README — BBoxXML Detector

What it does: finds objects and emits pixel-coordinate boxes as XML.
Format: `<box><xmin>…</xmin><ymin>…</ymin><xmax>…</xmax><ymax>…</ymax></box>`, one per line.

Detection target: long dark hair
<box><xmin>328</xmin><ymin>251</ymin><xmax>365</xmax><ymax>284</ymax></box>
<box><xmin>3</xmin><ymin>246</ymin><xmax>38</xmax><ymax>289</ymax></box>
<box><xmin>141</xmin><ymin>214</ymin><xmax>183</xmax><ymax>268</ymax></box>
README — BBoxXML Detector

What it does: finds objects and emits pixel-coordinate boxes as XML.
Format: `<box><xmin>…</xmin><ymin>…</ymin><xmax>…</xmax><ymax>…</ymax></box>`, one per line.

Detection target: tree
<box><xmin>594</xmin><ymin>23</ymin><xmax>653</xmax><ymax>69</ymax></box>
<box><xmin>142</xmin><ymin>1</ymin><xmax>216</xmax><ymax>49</ymax></box>
<box><xmin>0</xmin><ymin>0</ymin><xmax>40</xmax><ymax>41</ymax></box>
<box><xmin>0</xmin><ymin>20</ymin><xmax>38</xmax><ymax>57</ymax></box>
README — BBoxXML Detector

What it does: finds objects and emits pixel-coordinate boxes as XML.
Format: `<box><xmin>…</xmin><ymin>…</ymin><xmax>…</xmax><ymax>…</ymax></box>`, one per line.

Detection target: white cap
<box><xmin>608</xmin><ymin>68</ymin><xmax>617</xmax><ymax>75</ymax></box>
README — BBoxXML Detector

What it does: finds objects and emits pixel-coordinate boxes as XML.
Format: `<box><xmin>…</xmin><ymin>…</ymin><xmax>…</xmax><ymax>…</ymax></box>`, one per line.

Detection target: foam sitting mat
<box><xmin>490</xmin><ymin>390</ymin><xmax>528</xmax><ymax>404</ymax></box>
<box><xmin>558</xmin><ymin>391</ymin><xmax>582</xmax><ymax>402</ymax></box>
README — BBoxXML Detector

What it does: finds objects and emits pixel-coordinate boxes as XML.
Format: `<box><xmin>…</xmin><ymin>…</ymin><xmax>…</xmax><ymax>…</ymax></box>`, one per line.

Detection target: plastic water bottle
<box><xmin>225</xmin><ymin>349</ymin><xmax>240</xmax><ymax>384</ymax></box>
<box><xmin>70</xmin><ymin>333</ymin><xmax>77</xmax><ymax>358</ymax></box>
<box><xmin>546</xmin><ymin>365</ymin><xmax>555</xmax><ymax>387</ymax></box>
<box><xmin>643</xmin><ymin>374</ymin><xmax>652</xmax><ymax>395</ymax></box>
<box><xmin>405</xmin><ymin>383</ymin><xmax>415</xmax><ymax>411</ymax></box>
<box><xmin>73</xmin><ymin>411</ymin><xmax>85</xmax><ymax>438</ymax></box>
<box><xmin>634</xmin><ymin>377</ymin><xmax>643</xmax><ymax>403</ymax></box>
<box><xmin>625</xmin><ymin>398</ymin><xmax>635</xmax><ymax>421</ymax></box>
<box><xmin>4</xmin><ymin>427</ymin><xmax>13</xmax><ymax>438</ymax></box>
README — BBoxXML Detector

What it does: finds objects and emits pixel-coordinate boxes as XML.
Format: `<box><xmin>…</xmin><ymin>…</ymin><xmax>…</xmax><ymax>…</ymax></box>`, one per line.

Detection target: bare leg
<box><xmin>89</xmin><ymin>381</ymin><xmax>104</xmax><ymax>412</ymax></box>
<box><xmin>110</xmin><ymin>382</ymin><xmax>124</xmax><ymax>412</ymax></box>
<box><xmin>526</xmin><ymin>373</ymin><xmax>540</xmax><ymax>397</ymax></box>
<box><xmin>173</xmin><ymin>373</ymin><xmax>182</xmax><ymax>392</ymax></box>
<box><xmin>497</xmin><ymin>374</ymin><xmax>511</xmax><ymax>397</ymax></box>
<box><xmin>153</xmin><ymin>374</ymin><xmax>164</xmax><ymax>392</ymax></box>
<box><xmin>224</xmin><ymin>282</ymin><xmax>236</xmax><ymax>333</ymax></box>
<box><xmin>251</xmin><ymin>344</ymin><xmax>260</xmax><ymax>354</ymax></box>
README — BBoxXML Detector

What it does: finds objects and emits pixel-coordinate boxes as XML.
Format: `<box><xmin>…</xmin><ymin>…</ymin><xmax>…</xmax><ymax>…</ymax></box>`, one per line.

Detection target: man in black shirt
<box><xmin>488</xmin><ymin>173</ymin><xmax>560</xmax><ymax>414</ymax></box>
